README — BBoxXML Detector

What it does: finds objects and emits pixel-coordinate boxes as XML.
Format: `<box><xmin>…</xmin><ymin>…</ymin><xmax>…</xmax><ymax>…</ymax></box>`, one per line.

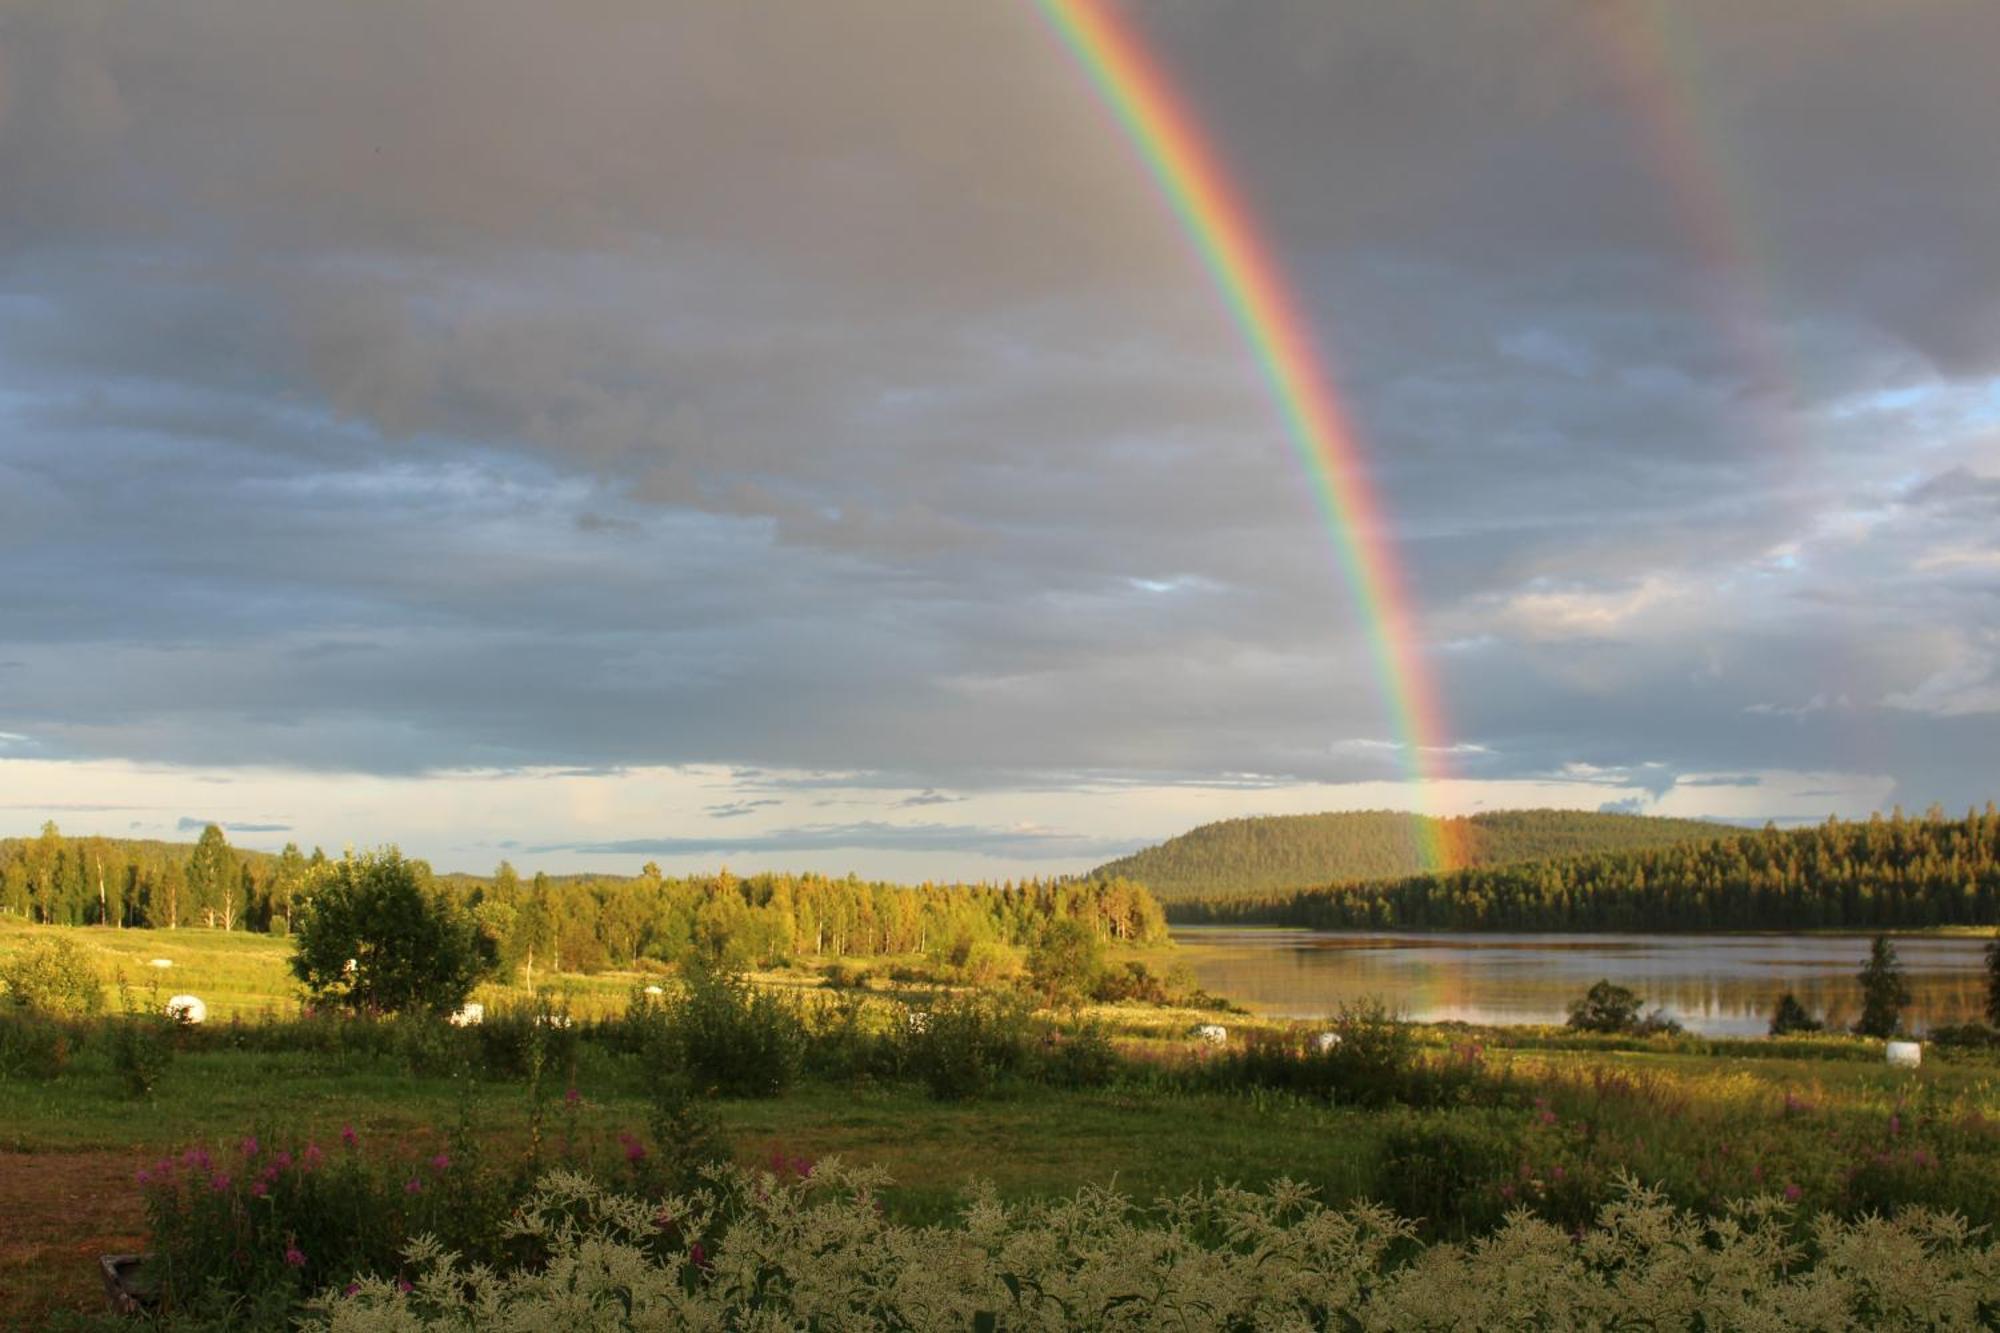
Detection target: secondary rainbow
<box><xmin>1033</xmin><ymin>0</ymin><xmax>1462</xmax><ymax>870</ymax></box>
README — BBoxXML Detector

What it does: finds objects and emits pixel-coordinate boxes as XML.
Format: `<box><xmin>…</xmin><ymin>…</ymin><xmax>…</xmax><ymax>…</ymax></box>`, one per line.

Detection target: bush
<box><xmin>1039</xmin><ymin>1020</ymin><xmax>1119</xmax><ymax>1089</ymax></box>
<box><xmin>655</xmin><ymin>962</ymin><xmax>806</xmax><ymax>1098</ymax></box>
<box><xmin>1026</xmin><ymin>918</ymin><xmax>1104</xmax><ymax>1007</ymax></box>
<box><xmin>0</xmin><ymin>1009</ymin><xmax>72</xmax><ymax>1079</ymax></box>
<box><xmin>472</xmin><ymin>999</ymin><xmax>580</xmax><ymax>1082</ymax></box>
<box><xmin>819</xmin><ymin>961</ymin><xmax>871</xmax><ymax>991</ymax></box>
<box><xmin>1769</xmin><ymin>992</ymin><xmax>1824</xmax><ymax>1036</ymax></box>
<box><xmin>312</xmin><ymin>1166</ymin><xmax>2000</xmax><ymax>1331</ymax></box>
<box><xmin>0</xmin><ymin>936</ymin><xmax>104</xmax><ymax>1017</ymax></box>
<box><xmin>109</xmin><ymin>988</ymin><xmax>178</xmax><ymax>1098</ymax></box>
<box><xmin>902</xmin><ymin>990</ymin><xmax>1034</xmax><ymax>1100</ymax></box>
<box><xmin>1375</xmin><ymin>1112</ymin><xmax>1517</xmax><ymax>1238</ymax></box>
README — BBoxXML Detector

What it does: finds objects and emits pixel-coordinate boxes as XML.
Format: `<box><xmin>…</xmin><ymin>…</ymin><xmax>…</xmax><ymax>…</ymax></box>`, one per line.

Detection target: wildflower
<box><xmin>430</xmin><ymin>1152</ymin><xmax>451</xmax><ymax>1173</ymax></box>
<box><xmin>251</xmin><ymin>1179</ymin><xmax>269</xmax><ymax>1198</ymax></box>
<box><xmin>343</xmin><ymin>1282</ymin><xmax>361</xmax><ymax>1297</ymax></box>
<box><xmin>625</xmin><ymin>1137</ymin><xmax>648</xmax><ymax>1163</ymax></box>
<box><xmin>210</xmin><ymin>1173</ymin><xmax>231</xmax><ymax>1193</ymax></box>
<box><xmin>182</xmin><ymin>1147</ymin><xmax>212</xmax><ymax>1172</ymax></box>
<box><xmin>273</xmin><ymin>1150</ymin><xmax>293</xmax><ymax>1171</ymax></box>
<box><xmin>135</xmin><ymin>1167</ymin><xmax>152</xmax><ymax>1186</ymax></box>
<box><xmin>564</xmin><ymin>1086</ymin><xmax>581</xmax><ymax>1107</ymax></box>
<box><xmin>302</xmin><ymin>1143</ymin><xmax>324</xmax><ymax>1171</ymax></box>
<box><xmin>1889</xmin><ymin>1113</ymin><xmax>1902</xmax><ymax>1137</ymax></box>
<box><xmin>341</xmin><ymin>1124</ymin><xmax>358</xmax><ymax>1148</ymax></box>
<box><xmin>1783</xmin><ymin>1183</ymin><xmax>1802</xmax><ymax>1202</ymax></box>
<box><xmin>404</xmin><ymin>1175</ymin><xmax>425</xmax><ymax>1194</ymax></box>
<box><xmin>284</xmin><ymin>1244</ymin><xmax>306</xmax><ymax>1268</ymax></box>
<box><xmin>398</xmin><ymin>1276</ymin><xmax>413</xmax><ymax>1293</ymax></box>
<box><xmin>792</xmin><ymin>1156</ymin><xmax>814</xmax><ymax>1178</ymax></box>
<box><xmin>689</xmin><ymin>1241</ymin><xmax>709</xmax><ymax>1272</ymax></box>
<box><xmin>240</xmin><ymin>1135</ymin><xmax>260</xmax><ymax>1159</ymax></box>
<box><xmin>1913</xmin><ymin>1147</ymin><xmax>1937</xmax><ymax>1168</ymax></box>
<box><xmin>1538</xmin><ymin>1108</ymin><xmax>1558</xmax><ymax>1127</ymax></box>
<box><xmin>1551</xmin><ymin>1165</ymin><xmax>1565</xmax><ymax>1181</ymax></box>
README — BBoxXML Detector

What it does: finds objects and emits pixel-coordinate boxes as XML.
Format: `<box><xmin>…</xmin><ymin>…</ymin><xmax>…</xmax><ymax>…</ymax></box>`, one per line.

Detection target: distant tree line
<box><xmin>1096</xmin><ymin>808</ymin><xmax>1727</xmax><ymax>903</ymax></box>
<box><xmin>0</xmin><ymin>823</ymin><xmax>1167</xmax><ymax>974</ymax></box>
<box><xmin>1173</xmin><ymin>807</ymin><xmax>2000</xmax><ymax>932</ymax></box>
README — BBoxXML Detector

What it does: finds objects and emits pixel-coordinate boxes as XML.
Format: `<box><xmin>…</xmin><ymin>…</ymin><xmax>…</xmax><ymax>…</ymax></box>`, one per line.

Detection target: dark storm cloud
<box><xmin>2</xmin><ymin>0</ymin><xmax>1999</xmax><ymax>814</ymax></box>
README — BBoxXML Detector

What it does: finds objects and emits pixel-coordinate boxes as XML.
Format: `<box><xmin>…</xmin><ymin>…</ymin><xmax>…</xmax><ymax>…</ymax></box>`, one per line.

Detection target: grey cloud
<box><xmin>0</xmin><ymin>1</ymin><xmax>1997</xmax><ymax>823</ymax></box>
<box><xmin>175</xmin><ymin>817</ymin><xmax>291</xmax><ymax>834</ymax></box>
<box><xmin>545</xmin><ymin>822</ymin><xmax>1141</xmax><ymax>861</ymax></box>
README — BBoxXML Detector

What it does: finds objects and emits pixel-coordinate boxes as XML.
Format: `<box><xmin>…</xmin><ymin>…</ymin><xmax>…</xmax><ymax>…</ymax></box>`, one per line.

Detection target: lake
<box><xmin>1171</xmin><ymin>926</ymin><xmax>1995</xmax><ymax>1036</ymax></box>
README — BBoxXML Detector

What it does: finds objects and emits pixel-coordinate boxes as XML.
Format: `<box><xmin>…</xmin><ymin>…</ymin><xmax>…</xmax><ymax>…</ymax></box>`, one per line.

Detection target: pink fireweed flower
<box><xmin>397</xmin><ymin>1276</ymin><xmax>413</xmax><ymax>1294</ymax></box>
<box><xmin>429</xmin><ymin>1152</ymin><xmax>450</xmax><ymax>1173</ymax></box>
<box><xmin>210</xmin><ymin>1173</ymin><xmax>231</xmax><ymax>1193</ymax></box>
<box><xmin>340</xmin><ymin>1124</ymin><xmax>358</xmax><ymax>1148</ymax></box>
<box><xmin>343</xmin><ymin>1282</ymin><xmax>361</xmax><ymax>1298</ymax></box>
<box><xmin>1538</xmin><ymin>1109</ymin><xmax>1558</xmax><ymax>1126</ymax></box>
<box><xmin>1914</xmin><ymin>1147</ymin><xmax>1937</xmax><ymax>1168</ymax></box>
<box><xmin>284</xmin><ymin>1245</ymin><xmax>306</xmax><ymax>1268</ymax></box>
<box><xmin>404</xmin><ymin>1176</ymin><xmax>424</xmax><ymax>1195</ymax></box>
<box><xmin>240</xmin><ymin>1136</ymin><xmax>260</xmax><ymax>1159</ymax></box>
<box><xmin>273</xmin><ymin>1150</ymin><xmax>293</xmax><ymax>1171</ymax></box>
<box><xmin>251</xmin><ymin>1179</ymin><xmax>269</xmax><ymax>1198</ymax></box>
<box><xmin>792</xmin><ymin>1156</ymin><xmax>814</xmax><ymax>1179</ymax></box>
<box><xmin>182</xmin><ymin>1147</ymin><xmax>212</xmax><ymax>1172</ymax></box>
<box><xmin>1889</xmin><ymin>1113</ymin><xmax>1902</xmax><ymax>1137</ymax></box>
<box><xmin>135</xmin><ymin>1168</ymin><xmax>152</xmax><ymax>1187</ymax></box>
<box><xmin>302</xmin><ymin>1144</ymin><xmax>323</xmax><ymax>1171</ymax></box>
<box><xmin>689</xmin><ymin>1241</ymin><xmax>709</xmax><ymax>1271</ymax></box>
<box><xmin>564</xmin><ymin>1086</ymin><xmax>580</xmax><ymax>1107</ymax></box>
<box><xmin>1783</xmin><ymin>1183</ymin><xmax>1802</xmax><ymax>1202</ymax></box>
<box><xmin>624</xmin><ymin>1137</ymin><xmax>648</xmax><ymax>1163</ymax></box>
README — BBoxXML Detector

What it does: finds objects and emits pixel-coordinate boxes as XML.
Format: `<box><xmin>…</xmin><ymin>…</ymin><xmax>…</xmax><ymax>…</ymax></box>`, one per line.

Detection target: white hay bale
<box><xmin>147</xmin><ymin>958</ymin><xmax>173</xmax><ymax>969</ymax></box>
<box><xmin>1194</xmin><ymin>1023</ymin><xmax>1228</xmax><ymax>1045</ymax></box>
<box><xmin>904</xmin><ymin>1010</ymin><xmax>931</xmax><ymax>1034</ymax></box>
<box><xmin>642</xmin><ymin>985</ymin><xmax>665</xmax><ymax>996</ymax></box>
<box><xmin>342</xmin><ymin>957</ymin><xmax>358</xmax><ymax>976</ymax></box>
<box><xmin>448</xmin><ymin>1002</ymin><xmax>484</xmax><ymax>1028</ymax></box>
<box><xmin>1886</xmin><ymin>1039</ymin><xmax>1922</xmax><ymax>1068</ymax></box>
<box><xmin>165</xmin><ymin>995</ymin><xmax>207</xmax><ymax>1025</ymax></box>
<box><xmin>1314</xmin><ymin>1031</ymin><xmax>1342</xmax><ymax>1053</ymax></box>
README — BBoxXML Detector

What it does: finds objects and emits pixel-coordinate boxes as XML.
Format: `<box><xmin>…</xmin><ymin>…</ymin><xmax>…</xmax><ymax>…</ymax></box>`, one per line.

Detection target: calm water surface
<box><xmin>1172</xmin><ymin>926</ymin><xmax>1993</xmax><ymax>1036</ymax></box>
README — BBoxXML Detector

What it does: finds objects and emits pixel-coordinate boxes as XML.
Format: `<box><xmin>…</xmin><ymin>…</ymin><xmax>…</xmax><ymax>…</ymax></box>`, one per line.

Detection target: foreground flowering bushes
<box><xmin>310</xmin><ymin>1162</ymin><xmax>2000</xmax><ymax>1332</ymax></box>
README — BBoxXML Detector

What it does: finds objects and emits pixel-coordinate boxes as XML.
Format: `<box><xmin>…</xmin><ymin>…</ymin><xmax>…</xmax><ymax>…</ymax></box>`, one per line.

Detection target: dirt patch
<box><xmin>0</xmin><ymin>1150</ymin><xmax>147</xmax><ymax>1324</ymax></box>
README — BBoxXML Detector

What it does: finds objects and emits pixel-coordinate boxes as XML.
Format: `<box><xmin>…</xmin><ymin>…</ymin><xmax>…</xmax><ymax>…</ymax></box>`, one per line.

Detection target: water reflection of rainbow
<box><xmin>1034</xmin><ymin>0</ymin><xmax>1462</xmax><ymax>871</ymax></box>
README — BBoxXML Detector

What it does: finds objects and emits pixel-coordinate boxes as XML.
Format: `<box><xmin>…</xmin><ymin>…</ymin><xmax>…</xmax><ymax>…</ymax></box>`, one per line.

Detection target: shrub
<box><xmin>0</xmin><ymin>936</ymin><xmax>104</xmax><ymax>1017</ymax></box>
<box><xmin>311</xmin><ymin>1167</ymin><xmax>2000</xmax><ymax>1331</ymax></box>
<box><xmin>655</xmin><ymin>962</ymin><xmax>806</xmax><ymax>1098</ymax></box>
<box><xmin>1769</xmin><ymin>992</ymin><xmax>1824</xmax><ymax>1036</ymax></box>
<box><xmin>1323</xmin><ymin>998</ymin><xmax>1418</xmax><ymax>1106</ymax></box>
<box><xmin>819</xmin><ymin>961</ymin><xmax>871</xmax><ymax>991</ymax></box>
<box><xmin>1039</xmin><ymin>1019</ymin><xmax>1120</xmax><ymax>1090</ymax></box>
<box><xmin>109</xmin><ymin>987</ymin><xmax>178</xmax><ymax>1098</ymax></box>
<box><xmin>472</xmin><ymin>998</ymin><xmax>580</xmax><ymax>1081</ymax></box>
<box><xmin>1375</xmin><ymin>1112</ymin><xmax>1517</xmax><ymax>1238</ymax></box>
<box><xmin>0</xmin><ymin>1009</ymin><xmax>72</xmax><ymax>1079</ymax></box>
<box><xmin>902</xmin><ymin>990</ymin><xmax>1034</xmax><ymax>1100</ymax></box>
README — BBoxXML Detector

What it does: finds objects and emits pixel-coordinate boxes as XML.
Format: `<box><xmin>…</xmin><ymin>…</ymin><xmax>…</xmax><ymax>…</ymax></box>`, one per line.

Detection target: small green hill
<box><xmin>1093</xmin><ymin>808</ymin><xmax>1730</xmax><ymax>903</ymax></box>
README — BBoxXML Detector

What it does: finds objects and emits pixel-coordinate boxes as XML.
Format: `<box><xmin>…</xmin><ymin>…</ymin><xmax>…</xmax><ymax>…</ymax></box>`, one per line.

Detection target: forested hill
<box><xmin>1095</xmin><ymin>808</ymin><xmax>1729</xmax><ymax>904</ymax></box>
<box><xmin>1175</xmin><ymin>807</ymin><xmax>2000</xmax><ymax>932</ymax></box>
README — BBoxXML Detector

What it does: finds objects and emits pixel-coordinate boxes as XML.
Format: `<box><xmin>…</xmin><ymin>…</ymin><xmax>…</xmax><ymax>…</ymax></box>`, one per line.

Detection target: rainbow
<box><xmin>1033</xmin><ymin>0</ymin><xmax>1462</xmax><ymax>870</ymax></box>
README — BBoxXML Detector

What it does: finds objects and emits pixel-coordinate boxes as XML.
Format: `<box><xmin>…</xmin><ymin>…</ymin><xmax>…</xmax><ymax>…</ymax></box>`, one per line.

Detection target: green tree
<box><xmin>291</xmin><ymin>848</ymin><xmax>498</xmax><ymax>1015</ymax></box>
<box><xmin>1027</xmin><ymin>917</ymin><xmax>1104</xmax><ymax>1007</ymax></box>
<box><xmin>1854</xmin><ymin>935</ymin><xmax>1912</xmax><ymax>1038</ymax></box>
<box><xmin>0</xmin><ymin>936</ymin><xmax>104</xmax><ymax>1016</ymax></box>
<box><xmin>186</xmin><ymin>823</ymin><xmax>238</xmax><ymax>930</ymax></box>
<box><xmin>1566</xmin><ymin>979</ymin><xmax>1644</xmax><ymax>1033</ymax></box>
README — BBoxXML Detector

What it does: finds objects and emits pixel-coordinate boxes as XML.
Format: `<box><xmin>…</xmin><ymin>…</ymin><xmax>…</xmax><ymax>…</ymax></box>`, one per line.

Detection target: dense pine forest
<box><xmin>0</xmin><ymin>823</ymin><xmax>1165</xmax><ymax>971</ymax></box>
<box><xmin>1094</xmin><ymin>808</ymin><xmax>1729</xmax><ymax>903</ymax></box>
<box><xmin>1174</xmin><ymin>807</ymin><xmax>2000</xmax><ymax>931</ymax></box>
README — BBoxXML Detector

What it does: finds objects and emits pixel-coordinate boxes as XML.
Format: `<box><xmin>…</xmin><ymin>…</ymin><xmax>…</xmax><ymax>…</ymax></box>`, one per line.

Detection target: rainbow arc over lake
<box><xmin>1034</xmin><ymin>0</ymin><xmax>1462</xmax><ymax>870</ymax></box>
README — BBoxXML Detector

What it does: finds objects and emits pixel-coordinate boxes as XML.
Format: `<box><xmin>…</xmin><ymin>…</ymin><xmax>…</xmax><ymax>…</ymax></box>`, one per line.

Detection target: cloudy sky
<box><xmin>2</xmin><ymin>0</ymin><xmax>1997</xmax><ymax>878</ymax></box>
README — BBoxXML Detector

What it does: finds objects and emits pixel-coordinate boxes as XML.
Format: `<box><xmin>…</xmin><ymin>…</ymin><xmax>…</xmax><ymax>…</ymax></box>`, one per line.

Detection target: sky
<box><xmin>1</xmin><ymin>0</ymin><xmax>1998</xmax><ymax>879</ymax></box>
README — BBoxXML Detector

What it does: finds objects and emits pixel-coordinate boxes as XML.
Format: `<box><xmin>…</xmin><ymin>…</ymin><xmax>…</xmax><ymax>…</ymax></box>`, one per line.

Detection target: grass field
<box><xmin>3</xmin><ymin>920</ymin><xmax>1999</xmax><ymax>1325</ymax></box>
